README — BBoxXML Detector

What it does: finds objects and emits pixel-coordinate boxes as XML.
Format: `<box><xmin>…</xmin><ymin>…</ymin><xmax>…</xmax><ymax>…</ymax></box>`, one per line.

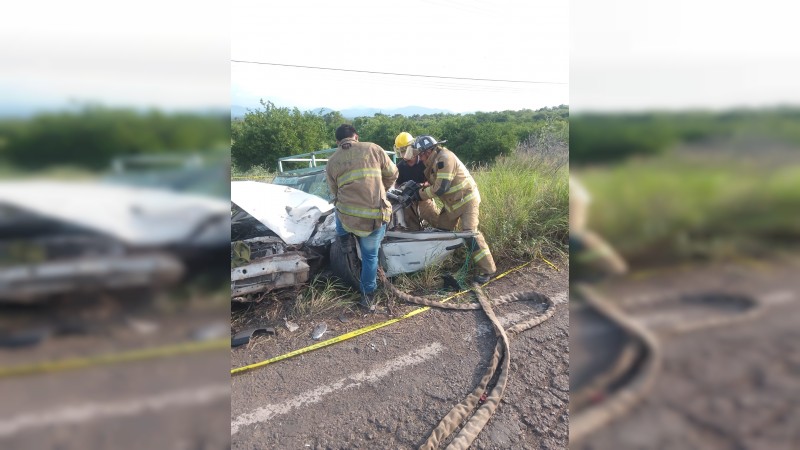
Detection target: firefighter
<box><xmin>393</xmin><ymin>131</ymin><xmax>438</xmax><ymax>230</ymax></box>
<box><xmin>326</xmin><ymin>124</ymin><xmax>398</xmax><ymax>311</ymax></box>
<box><xmin>410</xmin><ymin>135</ymin><xmax>496</xmax><ymax>283</ymax></box>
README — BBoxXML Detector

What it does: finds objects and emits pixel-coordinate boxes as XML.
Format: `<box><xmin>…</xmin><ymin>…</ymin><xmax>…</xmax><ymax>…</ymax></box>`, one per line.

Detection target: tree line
<box><xmin>5</xmin><ymin>104</ymin><xmax>797</xmax><ymax>173</ymax></box>
<box><xmin>571</xmin><ymin>107</ymin><xmax>800</xmax><ymax>164</ymax></box>
<box><xmin>0</xmin><ymin>106</ymin><xmax>230</xmax><ymax>171</ymax></box>
<box><xmin>231</xmin><ymin>101</ymin><xmax>569</xmax><ymax>171</ymax></box>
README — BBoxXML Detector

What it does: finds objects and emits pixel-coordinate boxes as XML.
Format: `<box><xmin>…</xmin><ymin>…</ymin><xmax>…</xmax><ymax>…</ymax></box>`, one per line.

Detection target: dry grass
<box><xmin>472</xmin><ymin>140</ymin><xmax>569</xmax><ymax>262</ymax></box>
<box><xmin>290</xmin><ymin>275</ymin><xmax>358</xmax><ymax>318</ymax></box>
<box><xmin>231</xmin><ymin>164</ymin><xmax>274</xmax><ymax>181</ymax></box>
<box><xmin>577</xmin><ymin>153</ymin><xmax>800</xmax><ymax>265</ymax></box>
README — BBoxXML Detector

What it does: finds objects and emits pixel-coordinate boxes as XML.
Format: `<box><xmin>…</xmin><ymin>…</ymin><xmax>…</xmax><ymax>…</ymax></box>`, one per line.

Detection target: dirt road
<box><xmin>570</xmin><ymin>255</ymin><xmax>800</xmax><ymax>449</ymax></box>
<box><xmin>231</xmin><ymin>260</ymin><xmax>569</xmax><ymax>449</ymax></box>
<box><xmin>0</xmin><ymin>309</ymin><xmax>231</xmax><ymax>449</ymax></box>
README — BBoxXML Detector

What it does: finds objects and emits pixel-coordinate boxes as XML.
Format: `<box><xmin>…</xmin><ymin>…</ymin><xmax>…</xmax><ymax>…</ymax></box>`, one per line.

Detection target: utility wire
<box><xmin>283</xmin><ymin>69</ymin><xmax>539</xmax><ymax>93</ymax></box>
<box><xmin>231</xmin><ymin>59</ymin><xmax>567</xmax><ymax>85</ymax></box>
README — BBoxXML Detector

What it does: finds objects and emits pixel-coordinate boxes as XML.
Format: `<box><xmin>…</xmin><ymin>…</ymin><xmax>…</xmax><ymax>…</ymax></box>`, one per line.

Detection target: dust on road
<box><xmin>231</xmin><ymin>259</ymin><xmax>569</xmax><ymax>449</ymax></box>
<box><xmin>570</xmin><ymin>255</ymin><xmax>800</xmax><ymax>450</ymax></box>
<box><xmin>0</xmin><ymin>308</ymin><xmax>231</xmax><ymax>450</ymax></box>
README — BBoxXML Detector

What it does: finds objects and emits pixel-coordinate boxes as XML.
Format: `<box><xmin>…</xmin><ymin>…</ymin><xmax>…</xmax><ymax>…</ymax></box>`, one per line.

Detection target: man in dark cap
<box><xmin>326</xmin><ymin>124</ymin><xmax>398</xmax><ymax>310</ymax></box>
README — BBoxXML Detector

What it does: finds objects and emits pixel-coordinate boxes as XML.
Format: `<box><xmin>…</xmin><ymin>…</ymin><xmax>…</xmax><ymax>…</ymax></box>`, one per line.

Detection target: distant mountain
<box><xmin>0</xmin><ymin>103</ymin><xmax>230</xmax><ymax>119</ymax></box>
<box><xmin>231</xmin><ymin>105</ymin><xmax>250</xmax><ymax>119</ymax></box>
<box><xmin>340</xmin><ymin>106</ymin><xmax>453</xmax><ymax>118</ymax></box>
<box><xmin>230</xmin><ymin>104</ymin><xmax>453</xmax><ymax>120</ymax></box>
<box><xmin>0</xmin><ymin>103</ymin><xmax>38</xmax><ymax>118</ymax></box>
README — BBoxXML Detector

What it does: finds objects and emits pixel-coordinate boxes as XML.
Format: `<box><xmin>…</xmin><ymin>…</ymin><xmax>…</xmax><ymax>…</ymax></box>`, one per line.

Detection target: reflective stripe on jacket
<box><xmin>326</xmin><ymin>138</ymin><xmax>398</xmax><ymax>236</ymax></box>
<box><xmin>420</xmin><ymin>147</ymin><xmax>480</xmax><ymax>212</ymax></box>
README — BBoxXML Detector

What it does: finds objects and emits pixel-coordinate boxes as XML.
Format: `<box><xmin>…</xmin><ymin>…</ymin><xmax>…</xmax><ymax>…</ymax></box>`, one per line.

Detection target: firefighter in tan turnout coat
<box><xmin>410</xmin><ymin>135</ymin><xmax>497</xmax><ymax>283</ymax></box>
<box><xmin>326</xmin><ymin>124</ymin><xmax>398</xmax><ymax>310</ymax></box>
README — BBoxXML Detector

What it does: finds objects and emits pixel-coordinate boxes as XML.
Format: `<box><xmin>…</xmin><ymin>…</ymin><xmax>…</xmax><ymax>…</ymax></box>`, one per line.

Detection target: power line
<box><xmin>230</xmin><ymin>59</ymin><xmax>567</xmax><ymax>85</ymax></box>
<box><xmin>268</xmin><ymin>68</ymin><xmax>540</xmax><ymax>94</ymax></box>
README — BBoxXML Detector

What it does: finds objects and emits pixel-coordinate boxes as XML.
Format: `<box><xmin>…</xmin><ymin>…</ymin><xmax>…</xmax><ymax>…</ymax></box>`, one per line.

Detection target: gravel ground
<box><xmin>570</xmin><ymin>255</ymin><xmax>800</xmax><ymax>450</ymax></box>
<box><xmin>0</xmin><ymin>307</ymin><xmax>231</xmax><ymax>450</ymax></box>
<box><xmin>231</xmin><ymin>259</ymin><xmax>569</xmax><ymax>449</ymax></box>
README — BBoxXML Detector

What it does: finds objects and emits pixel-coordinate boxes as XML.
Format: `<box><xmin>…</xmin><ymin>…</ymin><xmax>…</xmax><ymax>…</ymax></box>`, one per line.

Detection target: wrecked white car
<box><xmin>0</xmin><ymin>180</ymin><xmax>230</xmax><ymax>303</ymax></box>
<box><xmin>230</xmin><ymin>181</ymin><xmax>334</xmax><ymax>297</ymax></box>
<box><xmin>230</xmin><ymin>150</ymin><xmax>477</xmax><ymax>301</ymax></box>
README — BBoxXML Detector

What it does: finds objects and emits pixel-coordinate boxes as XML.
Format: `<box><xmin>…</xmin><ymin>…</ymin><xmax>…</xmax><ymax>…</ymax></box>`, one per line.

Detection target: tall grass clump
<box><xmin>231</xmin><ymin>164</ymin><xmax>274</xmax><ymax>182</ymax></box>
<box><xmin>576</xmin><ymin>157</ymin><xmax>800</xmax><ymax>265</ymax></box>
<box><xmin>472</xmin><ymin>136</ymin><xmax>569</xmax><ymax>260</ymax></box>
<box><xmin>291</xmin><ymin>275</ymin><xmax>355</xmax><ymax>318</ymax></box>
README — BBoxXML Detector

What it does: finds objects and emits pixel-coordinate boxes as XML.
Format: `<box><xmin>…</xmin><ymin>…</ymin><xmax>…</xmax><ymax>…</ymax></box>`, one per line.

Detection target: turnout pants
<box><xmin>424</xmin><ymin>199</ymin><xmax>496</xmax><ymax>275</ymax></box>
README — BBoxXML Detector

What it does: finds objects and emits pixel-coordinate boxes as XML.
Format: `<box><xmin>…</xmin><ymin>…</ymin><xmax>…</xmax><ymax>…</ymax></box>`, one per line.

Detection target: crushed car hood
<box><xmin>231</xmin><ymin>181</ymin><xmax>333</xmax><ymax>245</ymax></box>
<box><xmin>0</xmin><ymin>180</ymin><xmax>230</xmax><ymax>247</ymax></box>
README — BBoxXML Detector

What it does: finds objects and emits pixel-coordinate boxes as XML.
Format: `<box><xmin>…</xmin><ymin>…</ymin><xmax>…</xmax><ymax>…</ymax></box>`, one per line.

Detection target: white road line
<box><xmin>231</xmin><ymin>342</ymin><xmax>444</xmax><ymax>436</ymax></box>
<box><xmin>552</xmin><ymin>291</ymin><xmax>568</xmax><ymax>305</ymax></box>
<box><xmin>0</xmin><ymin>384</ymin><xmax>230</xmax><ymax>438</ymax></box>
<box><xmin>633</xmin><ymin>311</ymin><xmax>695</xmax><ymax>327</ymax></box>
<box><xmin>761</xmin><ymin>290</ymin><xmax>796</xmax><ymax>306</ymax></box>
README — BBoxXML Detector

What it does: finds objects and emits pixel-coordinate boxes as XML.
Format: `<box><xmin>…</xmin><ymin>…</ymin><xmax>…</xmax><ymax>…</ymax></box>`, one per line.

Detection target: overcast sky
<box><xmin>3</xmin><ymin>1</ymin><xmax>798</xmax><ymax>115</ymax></box>
<box><xmin>231</xmin><ymin>0</ymin><xmax>569</xmax><ymax>113</ymax></box>
<box><xmin>571</xmin><ymin>0</ymin><xmax>800</xmax><ymax>112</ymax></box>
<box><xmin>1</xmin><ymin>1</ymin><xmax>229</xmax><ymax>114</ymax></box>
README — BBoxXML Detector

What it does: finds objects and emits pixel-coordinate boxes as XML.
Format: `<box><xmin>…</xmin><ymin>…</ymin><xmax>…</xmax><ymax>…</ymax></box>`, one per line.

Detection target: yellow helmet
<box><xmin>394</xmin><ymin>132</ymin><xmax>415</xmax><ymax>150</ymax></box>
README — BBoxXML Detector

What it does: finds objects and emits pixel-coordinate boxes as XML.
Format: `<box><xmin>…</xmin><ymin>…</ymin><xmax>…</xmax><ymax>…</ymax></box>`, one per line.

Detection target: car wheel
<box><xmin>329</xmin><ymin>237</ymin><xmax>361</xmax><ymax>291</ymax></box>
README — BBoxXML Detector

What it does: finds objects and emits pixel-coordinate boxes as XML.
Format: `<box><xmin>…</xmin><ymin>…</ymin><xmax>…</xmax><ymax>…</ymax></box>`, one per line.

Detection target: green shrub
<box><xmin>473</xmin><ymin>145</ymin><xmax>569</xmax><ymax>261</ymax></box>
<box><xmin>576</xmin><ymin>159</ymin><xmax>800</xmax><ymax>265</ymax></box>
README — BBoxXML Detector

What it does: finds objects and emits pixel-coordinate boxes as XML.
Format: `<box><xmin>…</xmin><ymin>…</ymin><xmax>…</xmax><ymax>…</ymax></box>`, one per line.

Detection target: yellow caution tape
<box><xmin>231</xmin><ymin>305</ymin><xmax>436</xmax><ymax>375</ymax></box>
<box><xmin>0</xmin><ymin>337</ymin><xmax>230</xmax><ymax>379</ymax></box>
<box><xmin>231</xmin><ymin>256</ymin><xmax>558</xmax><ymax>375</ymax></box>
<box><xmin>540</xmin><ymin>255</ymin><xmax>560</xmax><ymax>271</ymax></box>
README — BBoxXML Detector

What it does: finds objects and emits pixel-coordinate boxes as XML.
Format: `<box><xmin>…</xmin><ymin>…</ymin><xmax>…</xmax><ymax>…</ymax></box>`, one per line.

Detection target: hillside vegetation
<box><xmin>231</xmin><ymin>101</ymin><xmax>568</xmax><ymax>172</ymax></box>
<box><xmin>572</xmin><ymin>108</ymin><xmax>800</xmax><ymax>266</ymax></box>
<box><xmin>571</xmin><ymin>108</ymin><xmax>800</xmax><ymax>164</ymax></box>
<box><xmin>0</xmin><ymin>106</ymin><xmax>230</xmax><ymax>173</ymax></box>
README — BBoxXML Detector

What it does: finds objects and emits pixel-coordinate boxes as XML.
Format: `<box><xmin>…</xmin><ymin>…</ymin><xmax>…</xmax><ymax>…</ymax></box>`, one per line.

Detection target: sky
<box><xmin>231</xmin><ymin>0</ymin><xmax>570</xmax><ymax>113</ymax></box>
<box><xmin>572</xmin><ymin>0</ymin><xmax>800</xmax><ymax>112</ymax></box>
<box><xmin>1</xmin><ymin>1</ymin><xmax>229</xmax><ymax>115</ymax></box>
<box><xmin>2</xmin><ymin>1</ymin><xmax>798</xmax><ymax>116</ymax></box>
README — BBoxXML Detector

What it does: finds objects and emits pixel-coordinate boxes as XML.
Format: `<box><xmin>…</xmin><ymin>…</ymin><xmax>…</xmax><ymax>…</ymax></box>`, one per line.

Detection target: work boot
<box><xmin>358</xmin><ymin>291</ymin><xmax>376</xmax><ymax>312</ymax></box>
<box><xmin>474</xmin><ymin>272</ymin><xmax>495</xmax><ymax>284</ymax></box>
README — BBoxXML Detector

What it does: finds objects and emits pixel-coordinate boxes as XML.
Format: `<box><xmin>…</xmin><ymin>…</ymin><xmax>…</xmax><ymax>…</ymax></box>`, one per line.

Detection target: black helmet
<box><xmin>412</xmin><ymin>135</ymin><xmax>446</xmax><ymax>152</ymax></box>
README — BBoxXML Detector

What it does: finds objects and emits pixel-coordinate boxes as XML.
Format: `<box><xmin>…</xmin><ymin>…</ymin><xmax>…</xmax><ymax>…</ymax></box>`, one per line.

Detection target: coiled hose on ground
<box><xmin>379</xmin><ymin>269</ymin><xmax>557</xmax><ymax>450</ymax></box>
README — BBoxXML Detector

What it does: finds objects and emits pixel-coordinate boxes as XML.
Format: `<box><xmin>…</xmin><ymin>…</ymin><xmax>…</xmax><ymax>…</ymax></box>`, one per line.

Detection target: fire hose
<box><xmin>380</xmin><ymin>270</ymin><xmax>558</xmax><ymax>450</ymax></box>
<box><xmin>569</xmin><ymin>282</ymin><xmax>765</xmax><ymax>444</ymax></box>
